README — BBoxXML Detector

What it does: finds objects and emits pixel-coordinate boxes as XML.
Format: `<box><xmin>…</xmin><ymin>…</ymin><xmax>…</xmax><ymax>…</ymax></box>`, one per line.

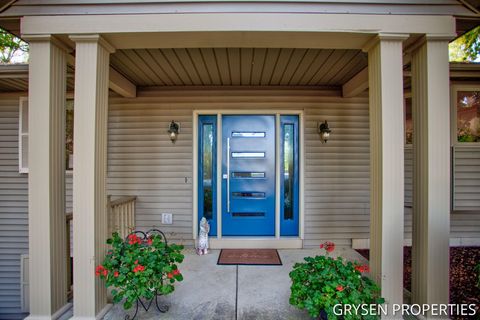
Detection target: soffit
<box><xmin>110</xmin><ymin>48</ymin><xmax>367</xmax><ymax>87</ymax></box>
<box><xmin>0</xmin><ymin>64</ymin><xmax>75</xmax><ymax>92</ymax></box>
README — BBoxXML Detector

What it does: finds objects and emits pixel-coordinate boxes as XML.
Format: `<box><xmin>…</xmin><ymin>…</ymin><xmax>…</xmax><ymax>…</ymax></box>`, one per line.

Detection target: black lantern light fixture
<box><xmin>318</xmin><ymin>120</ymin><xmax>331</xmax><ymax>143</ymax></box>
<box><xmin>168</xmin><ymin>121</ymin><xmax>180</xmax><ymax>143</ymax></box>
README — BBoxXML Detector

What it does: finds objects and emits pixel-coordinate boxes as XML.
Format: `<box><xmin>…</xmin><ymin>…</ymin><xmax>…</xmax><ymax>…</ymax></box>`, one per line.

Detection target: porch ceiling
<box><xmin>110</xmin><ymin>48</ymin><xmax>367</xmax><ymax>87</ymax></box>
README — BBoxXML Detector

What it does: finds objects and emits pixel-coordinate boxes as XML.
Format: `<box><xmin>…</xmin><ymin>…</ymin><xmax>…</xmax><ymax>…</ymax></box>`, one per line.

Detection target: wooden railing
<box><xmin>65</xmin><ymin>195</ymin><xmax>137</xmax><ymax>299</ymax></box>
<box><xmin>108</xmin><ymin>195</ymin><xmax>137</xmax><ymax>239</ymax></box>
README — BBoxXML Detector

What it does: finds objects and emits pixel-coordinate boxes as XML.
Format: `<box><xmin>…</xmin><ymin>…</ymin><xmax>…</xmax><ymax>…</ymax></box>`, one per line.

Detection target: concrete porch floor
<box><xmin>102</xmin><ymin>247</ymin><xmax>368</xmax><ymax>320</ymax></box>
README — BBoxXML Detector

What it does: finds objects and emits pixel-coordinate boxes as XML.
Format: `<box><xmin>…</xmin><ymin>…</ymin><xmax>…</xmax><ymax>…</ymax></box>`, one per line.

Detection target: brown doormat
<box><xmin>217</xmin><ymin>249</ymin><xmax>282</xmax><ymax>265</ymax></box>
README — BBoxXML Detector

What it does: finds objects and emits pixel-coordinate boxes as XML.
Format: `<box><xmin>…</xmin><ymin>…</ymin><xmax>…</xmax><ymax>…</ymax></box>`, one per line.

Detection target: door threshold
<box><xmin>210</xmin><ymin>237</ymin><xmax>302</xmax><ymax>249</ymax></box>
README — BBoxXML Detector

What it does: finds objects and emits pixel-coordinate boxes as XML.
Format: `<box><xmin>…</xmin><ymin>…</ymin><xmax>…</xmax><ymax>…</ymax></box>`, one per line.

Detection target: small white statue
<box><xmin>196</xmin><ymin>217</ymin><xmax>210</xmax><ymax>255</ymax></box>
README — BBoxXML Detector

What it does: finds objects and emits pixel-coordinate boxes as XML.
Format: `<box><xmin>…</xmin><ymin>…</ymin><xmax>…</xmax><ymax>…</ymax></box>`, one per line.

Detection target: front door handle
<box><xmin>226</xmin><ymin>137</ymin><xmax>230</xmax><ymax>213</ymax></box>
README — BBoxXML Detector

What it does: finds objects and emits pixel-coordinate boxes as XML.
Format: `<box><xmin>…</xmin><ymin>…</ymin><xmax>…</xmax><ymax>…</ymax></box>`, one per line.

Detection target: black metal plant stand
<box><xmin>124</xmin><ymin>291</ymin><xmax>169</xmax><ymax>320</ymax></box>
<box><xmin>123</xmin><ymin>229</ymin><xmax>169</xmax><ymax>320</ymax></box>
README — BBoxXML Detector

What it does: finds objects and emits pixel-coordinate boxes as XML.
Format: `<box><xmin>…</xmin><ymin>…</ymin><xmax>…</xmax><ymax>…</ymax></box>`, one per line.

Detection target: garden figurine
<box><xmin>196</xmin><ymin>217</ymin><xmax>210</xmax><ymax>255</ymax></box>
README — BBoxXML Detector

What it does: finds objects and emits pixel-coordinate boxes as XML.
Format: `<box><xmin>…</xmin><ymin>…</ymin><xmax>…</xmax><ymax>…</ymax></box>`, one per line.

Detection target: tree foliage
<box><xmin>449</xmin><ymin>26</ymin><xmax>480</xmax><ymax>62</ymax></box>
<box><xmin>0</xmin><ymin>28</ymin><xmax>28</xmax><ymax>64</ymax></box>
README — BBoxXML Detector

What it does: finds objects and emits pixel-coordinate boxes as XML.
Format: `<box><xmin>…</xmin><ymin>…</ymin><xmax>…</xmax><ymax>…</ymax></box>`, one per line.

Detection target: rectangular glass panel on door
<box><xmin>222</xmin><ymin>115</ymin><xmax>276</xmax><ymax>236</ymax></box>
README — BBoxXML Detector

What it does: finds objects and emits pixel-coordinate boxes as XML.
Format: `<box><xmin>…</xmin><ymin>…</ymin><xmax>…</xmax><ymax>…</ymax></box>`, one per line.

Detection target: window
<box><xmin>454</xmin><ymin>89</ymin><xmax>480</xmax><ymax>143</ymax></box>
<box><xmin>18</xmin><ymin>98</ymin><xmax>75</xmax><ymax>173</ymax></box>
<box><xmin>66</xmin><ymin>100</ymin><xmax>74</xmax><ymax>170</ymax></box>
<box><xmin>405</xmin><ymin>97</ymin><xmax>413</xmax><ymax>145</ymax></box>
<box><xmin>198</xmin><ymin>115</ymin><xmax>217</xmax><ymax>236</ymax></box>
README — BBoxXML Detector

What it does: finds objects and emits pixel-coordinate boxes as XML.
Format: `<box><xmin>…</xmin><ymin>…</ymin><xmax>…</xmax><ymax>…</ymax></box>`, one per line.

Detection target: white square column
<box><xmin>70</xmin><ymin>35</ymin><xmax>114</xmax><ymax>319</ymax></box>
<box><xmin>26</xmin><ymin>35</ymin><xmax>69</xmax><ymax>320</ymax></box>
<box><xmin>411</xmin><ymin>37</ymin><xmax>450</xmax><ymax>310</ymax></box>
<box><xmin>365</xmin><ymin>34</ymin><xmax>407</xmax><ymax>317</ymax></box>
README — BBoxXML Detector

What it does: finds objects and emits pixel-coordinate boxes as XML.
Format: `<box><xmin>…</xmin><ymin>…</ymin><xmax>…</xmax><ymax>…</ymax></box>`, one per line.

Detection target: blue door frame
<box><xmin>280</xmin><ymin>115</ymin><xmax>300</xmax><ymax>236</ymax></box>
<box><xmin>197</xmin><ymin>114</ymin><xmax>299</xmax><ymax>237</ymax></box>
<box><xmin>198</xmin><ymin>115</ymin><xmax>217</xmax><ymax>236</ymax></box>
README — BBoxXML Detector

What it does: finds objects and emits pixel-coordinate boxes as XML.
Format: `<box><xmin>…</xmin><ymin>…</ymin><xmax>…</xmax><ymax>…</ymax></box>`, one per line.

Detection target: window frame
<box><xmin>18</xmin><ymin>97</ymin><xmax>28</xmax><ymax>174</ymax></box>
<box><xmin>404</xmin><ymin>94</ymin><xmax>413</xmax><ymax>148</ymax></box>
<box><xmin>18</xmin><ymin>97</ymin><xmax>75</xmax><ymax>174</ymax></box>
<box><xmin>451</xmin><ymin>84</ymin><xmax>480</xmax><ymax>147</ymax></box>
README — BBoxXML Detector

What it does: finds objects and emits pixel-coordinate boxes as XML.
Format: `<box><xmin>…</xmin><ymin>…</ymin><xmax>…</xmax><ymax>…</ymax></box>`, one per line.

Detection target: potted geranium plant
<box><xmin>95</xmin><ymin>230</ymin><xmax>184</xmax><ymax>312</ymax></box>
<box><xmin>289</xmin><ymin>241</ymin><xmax>384</xmax><ymax>320</ymax></box>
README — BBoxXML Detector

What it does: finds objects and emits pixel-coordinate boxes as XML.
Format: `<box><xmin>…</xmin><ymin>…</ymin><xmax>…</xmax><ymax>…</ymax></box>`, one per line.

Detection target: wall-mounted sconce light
<box><xmin>318</xmin><ymin>120</ymin><xmax>331</xmax><ymax>143</ymax></box>
<box><xmin>168</xmin><ymin>121</ymin><xmax>180</xmax><ymax>143</ymax></box>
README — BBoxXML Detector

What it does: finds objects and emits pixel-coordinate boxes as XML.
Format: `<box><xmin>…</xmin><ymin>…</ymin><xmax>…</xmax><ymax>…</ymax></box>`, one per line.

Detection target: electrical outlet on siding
<box><xmin>162</xmin><ymin>213</ymin><xmax>173</xmax><ymax>225</ymax></box>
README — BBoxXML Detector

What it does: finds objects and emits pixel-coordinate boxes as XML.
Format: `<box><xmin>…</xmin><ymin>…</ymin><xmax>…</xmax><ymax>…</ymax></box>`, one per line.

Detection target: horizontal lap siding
<box><xmin>303</xmin><ymin>102</ymin><xmax>370</xmax><ymax>247</ymax></box>
<box><xmin>405</xmin><ymin>147</ymin><xmax>413</xmax><ymax>239</ymax></box>
<box><xmin>108</xmin><ymin>90</ymin><xmax>371</xmax><ymax>248</ymax></box>
<box><xmin>0</xmin><ymin>100</ymin><xmax>28</xmax><ymax>320</ymax></box>
<box><xmin>108</xmin><ymin>101</ymin><xmax>194</xmax><ymax>246</ymax></box>
<box><xmin>452</xmin><ymin>146</ymin><xmax>480</xmax><ymax>238</ymax></box>
<box><xmin>404</xmin><ymin>146</ymin><xmax>480</xmax><ymax>240</ymax></box>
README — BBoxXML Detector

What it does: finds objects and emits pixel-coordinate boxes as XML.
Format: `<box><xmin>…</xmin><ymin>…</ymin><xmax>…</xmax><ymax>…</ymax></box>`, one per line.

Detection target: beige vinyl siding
<box><xmin>405</xmin><ymin>147</ymin><xmax>413</xmax><ymax>238</ymax></box>
<box><xmin>108</xmin><ymin>96</ymin><xmax>195</xmax><ymax>246</ymax></box>
<box><xmin>108</xmin><ymin>88</ymin><xmax>480</xmax><ymax>247</ymax></box>
<box><xmin>451</xmin><ymin>145</ymin><xmax>480</xmax><ymax>239</ymax></box>
<box><xmin>0</xmin><ymin>98</ymin><xmax>28</xmax><ymax>320</ymax></box>
<box><xmin>453</xmin><ymin>146</ymin><xmax>480</xmax><ymax>210</ymax></box>
<box><xmin>303</xmin><ymin>99</ymin><xmax>370</xmax><ymax>247</ymax></box>
<box><xmin>107</xmin><ymin>88</ymin><xmax>371</xmax><ymax>247</ymax></box>
<box><xmin>404</xmin><ymin>145</ymin><xmax>480</xmax><ymax>240</ymax></box>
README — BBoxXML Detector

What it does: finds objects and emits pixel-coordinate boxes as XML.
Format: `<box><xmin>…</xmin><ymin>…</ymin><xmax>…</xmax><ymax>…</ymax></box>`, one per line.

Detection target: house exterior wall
<box><xmin>106</xmin><ymin>88</ymin><xmax>372</xmax><ymax>247</ymax></box>
<box><xmin>0</xmin><ymin>96</ymin><xmax>28</xmax><ymax>320</ymax></box>
<box><xmin>0</xmin><ymin>87</ymin><xmax>479</xmax><ymax>318</ymax></box>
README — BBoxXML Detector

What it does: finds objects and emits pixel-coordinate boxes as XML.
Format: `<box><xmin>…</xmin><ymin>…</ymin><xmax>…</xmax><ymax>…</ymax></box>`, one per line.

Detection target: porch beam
<box><xmin>109</xmin><ymin>67</ymin><xmax>136</xmax><ymax>98</ymax></box>
<box><xmin>342</xmin><ymin>67</ymin><xmax>368</xmax><ymax>98</ymax></box>
<box><xmin>411</xmin><ymin>36</ymin><xmax>450</xmax><ymax>312</ymax></box>
<box><xmin>21</xmin><ymin>14</ymin><xmax>455</xmax><ymax>49</ymax></box>
<box><xmin>365</xmin><ymin>34</ymin><xmax>406</xmax><ymax>317</ymax></box>
<box><xmin>67</xmin><ymin>54</ymin><xmax>136</xmax><ymax>98</ymax></box>
<box><xmin>25</xmin><ymin>35</ymin><xmax>68</xmax><ymax>319</ymax></box>
<box><xmin>70</xmin><ymin>34</ymin><xmax>114</xmax><ymax>319</ymax></box>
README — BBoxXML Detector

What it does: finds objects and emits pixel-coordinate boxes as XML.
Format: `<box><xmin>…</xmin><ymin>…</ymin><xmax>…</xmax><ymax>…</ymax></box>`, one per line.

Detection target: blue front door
<box><xmin>222</xmin><ymin>115</ymin><xmax>276</xmax><ymax>236</ymax></box>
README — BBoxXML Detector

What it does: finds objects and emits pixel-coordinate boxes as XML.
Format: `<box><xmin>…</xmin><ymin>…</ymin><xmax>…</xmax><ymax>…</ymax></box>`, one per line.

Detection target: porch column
<box><xmin>411</xmin><ymin>37</ymin><xmax>450</xmax><ymax>311</ymax></box>
<box><xmin>365</xmin><ymin>34</ymin><xmax>406</xmax><ymax>316</ymax></box>
<box><xmin>70</xmin><ymin>35</ymin><xmax>114</xmax><ymax>319</ymax></box>
<box><xmin>26</xmin><ymin>35</ymin><xmax>69</xmax><ymax>320</ymax></box>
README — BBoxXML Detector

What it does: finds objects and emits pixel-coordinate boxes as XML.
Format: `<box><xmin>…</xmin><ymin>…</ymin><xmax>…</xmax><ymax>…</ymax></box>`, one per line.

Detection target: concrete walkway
<box><xmin>103</xmin><ymin>248</ymin><xmax>368</xmax><ymax>320</ymax></box>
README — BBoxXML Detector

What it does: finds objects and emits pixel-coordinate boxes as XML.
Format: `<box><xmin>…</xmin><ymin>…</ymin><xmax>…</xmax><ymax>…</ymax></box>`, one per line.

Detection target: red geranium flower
<box><xmin>128</xmin><ymin>234</ymin><xmax>142</xmax><ymax>245</ymax></box>
<box><xmin>113</xmin><ymin>271</ymin><xmax>119</xmax><ymax>278</ymax></box>
<box><xmin>173</xmin><ymin>269</ymin><xmax>180</xmax><ymax>276</ymax></box>
<box><xmin>103</xmin><ymin>269</ymin><xmax>108</xmax><ymax>276</ymax></box>
<box><xmin>134</xmin><ymin>260</ymin><xmax>138</xmax><ymax>265</ymax></box>
<box><xmin>336</xmin><ymin>285</ymin><xmax>344</xmax><ymax>292</ymax></box>
<box><xmin>167</xmin><ymin>272</ymin><xmax>174</xmax><ymax>279</ymax></box>
<box><xmin>325</xmin><ymin>241</ymin><xmax>335</xmax><ymax>253</ymax></box>
<box><xmin>133</xmin><ymin>265</ymin><xmax>145</xmax><ymax>273</ymax></box>
<box><xmin>355</xmin><ymin>265</ymin><xmax>370</xmax><ymax>273</ymax></box>
<box><xmin>95</xmin><ymin>265</ymin><xmax>105</xmax><ymax>276</ymax></box>
<box><xmin>147</xmin><ymin>238</ymin><xmax>153</xmax><ymax>245</ymax></box>
<box><xmin>319</xmin><ymin>244</ymin><xmax>324</xmax><ymax>249</ymax></box>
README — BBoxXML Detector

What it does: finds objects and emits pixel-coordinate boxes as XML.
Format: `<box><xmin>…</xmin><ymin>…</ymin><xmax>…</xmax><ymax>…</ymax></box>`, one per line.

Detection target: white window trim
<box><xmin>18</xmin><ymin>98</ymin><xmax>75</xmax><ymax>174</ymax></box>
<box><xmin>18</xmin><ymin>97</ymin><xmax>28</xmax><ymax>174</ymax></box>
<box><xmin>451</xmin><ymin>84</ymin><xmax>480</xmax><ymax>148</ymax></box>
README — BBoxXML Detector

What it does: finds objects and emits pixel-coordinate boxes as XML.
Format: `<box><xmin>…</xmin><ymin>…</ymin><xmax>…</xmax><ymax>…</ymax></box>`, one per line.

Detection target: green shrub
<box><xmin>289</xmin><ymin>242</ymin><xmax>384</xmax><ymax>320</ymax></box>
